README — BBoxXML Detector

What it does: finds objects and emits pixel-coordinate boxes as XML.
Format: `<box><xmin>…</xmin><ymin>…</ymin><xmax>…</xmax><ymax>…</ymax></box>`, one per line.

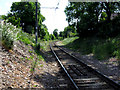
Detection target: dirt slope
<box><xmin>0</xmin><ymin>40</ymin><xmax>65</xmax><ymax>89</ymax></box>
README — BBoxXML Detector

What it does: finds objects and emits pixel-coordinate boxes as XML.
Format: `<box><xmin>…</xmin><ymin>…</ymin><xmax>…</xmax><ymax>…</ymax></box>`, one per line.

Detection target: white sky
<box><xmin>0</xmin><ymin>0</ymin><xmax>68</xmax><ymax>34</ymax></box>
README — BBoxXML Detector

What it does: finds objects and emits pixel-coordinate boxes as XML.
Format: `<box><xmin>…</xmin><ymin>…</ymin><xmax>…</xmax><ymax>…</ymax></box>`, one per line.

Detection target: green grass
<box><xmin>62</xmin><ymin>37</ymin><xmax>79</xmax><ymax>45</ymax></box>
<box><xmin>61</xmin><ymin>36</ymin><xmax>120</xmax><ymax>60</ymax></box>
<box><xmin>93</xmin><ymin>41</ymin><xmax>115</xmax><ymax>60</ymax></box>
<box><xmin>17</xmin><ymin>30</ymin><xmax>34</xmax><ymax>45</ymax></box>
<box><xmin>40</xmin><ymin>64</ymin><xmax>43</xmax><ymax>67</ymax></box>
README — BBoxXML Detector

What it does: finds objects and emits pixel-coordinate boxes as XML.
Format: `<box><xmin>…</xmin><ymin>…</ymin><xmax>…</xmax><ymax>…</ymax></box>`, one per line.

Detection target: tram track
<box><xmin>50</xmin><ymin>42</ymin><xmax>120</xmax><ymax>90</ymax></box>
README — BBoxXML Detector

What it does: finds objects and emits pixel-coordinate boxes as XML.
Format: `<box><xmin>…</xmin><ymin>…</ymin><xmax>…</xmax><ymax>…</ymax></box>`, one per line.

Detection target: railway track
<box><xmin>50</xmin><ymin>42</ymin><xmax>120</xmax><ymax>90</ymax></box>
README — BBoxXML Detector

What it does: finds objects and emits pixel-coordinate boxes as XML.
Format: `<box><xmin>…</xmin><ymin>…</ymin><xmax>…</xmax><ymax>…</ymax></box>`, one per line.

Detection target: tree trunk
<box><xmin>104</xmin><ymin>2</ymin><xmax>111</xmax><ymax>23</ymax></box>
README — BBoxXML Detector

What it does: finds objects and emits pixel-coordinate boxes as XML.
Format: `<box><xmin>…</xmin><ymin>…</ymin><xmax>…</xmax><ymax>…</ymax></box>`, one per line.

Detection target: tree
<box><xmin>59</xmin><ymin>31</ymin><xmax>63</xmax><ymax>37</ymax></box>
<box><xmin>53</xmin><ymin>29</ymin><xmax>58</xmax><ymax>39</ymax></box>
<box><xmin>101</xmin><ymin>2</ymin><xmax>119</xmax><ymax>22</ymax></box>
<box><xmin>1</xmin><ymin>15</ymin><xmax>7</xmax><ymax>20</ymax></box>
<box><xmin>5</xmin><ymin>2</ymin><xmax>45</xmax><ymax>34</ymax></box>
<box><xmin>64</xmin><ymin>2</ymin><xmax>120</xmax><ymax>38</ymax></box>
<box><xmin>63</xmin><ymin>26</ymin><xmax>76</xmax><ymax>38</ymax></box>
<box><xmin>50</xmin><ymin>34</ymin><xmax>56</xmax><ymax>40</ymax></box>
<box><xmin>39</xmin><ymin>24</ymin><xmax>49</xmax><ymax>40</ymax></box>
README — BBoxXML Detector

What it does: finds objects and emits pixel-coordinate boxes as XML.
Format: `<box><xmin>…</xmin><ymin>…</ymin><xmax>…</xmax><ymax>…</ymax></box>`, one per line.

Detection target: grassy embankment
<box><xmin>0</xmin><ymin>22</ymin><xmax>51</xmax><ymax>73</ymax></box>
<box><xmin>62</xmin><ymin>36</ymin><xmax>120</xmax><ymax>60</ymax></box>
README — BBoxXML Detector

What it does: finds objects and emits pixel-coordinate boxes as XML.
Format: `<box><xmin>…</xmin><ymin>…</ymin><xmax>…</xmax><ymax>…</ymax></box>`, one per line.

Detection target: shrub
<box><xmin>58</xmin><ymin>37</ymin><xmax>63</xmax><ymax>40</ymax></box>
<box><xmin>112</xmin><ymin>38</ymin><xmax>120</xmax><ymax>59</ymax></box>
<box><xmin>17</xmin><ymin>31</ymin><xmax>31</xmax><ymax>45</ymax></box>
<box><xmin>113</xmin><ymin>50</ymin><xmax>120</xmax><ymax>59</ymax></box>
<box><xmin>1</xmin><ymin>22</ymin><xmax>20</xmax><ymax>50</ymax></box>
<box><xmin>93</xmin><ymin>41</ymin><xmax>114</xmax><ymax>60</ymax></box>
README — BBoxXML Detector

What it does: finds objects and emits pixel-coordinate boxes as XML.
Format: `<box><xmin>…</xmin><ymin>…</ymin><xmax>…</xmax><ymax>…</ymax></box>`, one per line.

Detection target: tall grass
<box><xmin>93</xmin><ymin>41</ymin><xmax>115</xmax><ymax>60</ymax></box>
<box><xmin>62</xmin><ymin>37</ymin><xmax>79</xmax><ymax>45</ymax></box>
<box><xmin>62</xmin><ymin>37</ymin><xmax>120</xmax><ymax>60</ymax></box>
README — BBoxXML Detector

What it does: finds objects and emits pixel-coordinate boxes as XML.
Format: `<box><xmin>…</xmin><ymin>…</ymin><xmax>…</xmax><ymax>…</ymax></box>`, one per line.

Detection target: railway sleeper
<box><xmin>74</xmin><ymin>66</ymin><xmax>97</xmax><ymax>76</ymax></box>
<box><xmin>69</xmin><ymin>65</ymin><xmax>87</xmax><ymax>76</ymax></box>
<box><xmin>75</xmin><ymin>79</ymin><xmax>100</xmax><ymax>84</ymax></box>
<box><xmin>77</xmin><ymin>82</ymin><xmax>113</xmax><ymax>89</ymax></box>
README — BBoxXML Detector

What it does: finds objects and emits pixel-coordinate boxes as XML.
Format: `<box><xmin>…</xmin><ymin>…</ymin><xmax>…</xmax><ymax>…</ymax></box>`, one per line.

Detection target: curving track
<box><xmin>50</xmin><ymin>42</ymin><xmax>120</xmax><ymax>90</ymax></box>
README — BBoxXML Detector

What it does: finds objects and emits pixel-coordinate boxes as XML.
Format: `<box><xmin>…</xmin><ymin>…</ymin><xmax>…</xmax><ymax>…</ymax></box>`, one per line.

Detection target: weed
<box><xmin>28</xmin><ymin>58</ymin><xmax>31</xmax><ymax>61</ymax></box>
<box><xmin>40</xmin><ymin>64</ymin><xmax>43</xmax><ymax>67</ymax></box>
<box><xmin>30</xmin><ymin>56</ymin><xmax>33</xmax><ymax>60</ymax></box>
<box><xmin>33</xmin><ymin>85</ymin><xmax>38</xmax><ymax>87</ymax></box>
<box><xmin>20</xmin><ymin>57</ymin><xmax>24</xmax><ymax>60</ymax></box>
<box><xmin>28</xmin><ymin>50</ymin><xmax>33</xmax><ymax>53</ymax></box>
<box><xmin>30</xmin><ymin>68</ymin><xmax>34</xmax><ymax>72</ymax></box>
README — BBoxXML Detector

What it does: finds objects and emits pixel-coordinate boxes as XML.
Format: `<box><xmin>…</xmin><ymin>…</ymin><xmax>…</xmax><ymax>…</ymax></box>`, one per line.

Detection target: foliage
<box><xmin>17</xmin><ymin>30</ymin><xmax>32</xmax><ymax>45</ymax></box>
<box><xmin>2</xmin><ymin>2</ymin><xmax>51</xmax><ymax>41</ymax></box>
<box><xmin>1</xmin><ymin>22</ymin><xmax>20</xmax><ymax>50</ymax></box>
<box><xmin>64</xmin><ymin>2</ymin><xmax>120</xmax><ymax>38</ymax></box>
<box><xmin>93</xmin><ymin>41</ymin><xmax>115</xmax><ymax>60</ymax></box>
<box><xmin>58</xmin><ymin>37</ymin><xmax>63</xmax><ymax>40</ymax></box>
<box><xmin>0</xmin><ymin>15</ymin><xmax>7</xmax><ymax>20</ymax></box>
<box><xmin>39</xmin><ymin>24</ymin><xmax>49</xmax><ymax>41</ymax></box>
<box><xmin>4</xmin><ymin>2</ymin><xmax>46</xmax><ymax>34</ymax></box>
<box><xmin>62</xmin><ymin>36</ymin><xmax>120</xmax><ymax>60</ymax></box>
<box><xmin>53</xmin><ymin>29</ymin><xmax>58</xmax><ymax>39</ymax></box>
<box><xmin>63</xmin><ymin>26</ymin><xmax>77</xmax><ymax>38</ymax></box>
<box><xmin>59</xmin><ymin>31</ymin><xmax>64</xmax><ymax>37</ymax></box>
<box><xmin>50</xmin><ymin>34</ymin><xmax>56</xmax><ymax>40</ymax></box>
<box><xmin>96</xmin><ymin>15</ymin><xmax>120</xmax><ymax>38</ymax></box>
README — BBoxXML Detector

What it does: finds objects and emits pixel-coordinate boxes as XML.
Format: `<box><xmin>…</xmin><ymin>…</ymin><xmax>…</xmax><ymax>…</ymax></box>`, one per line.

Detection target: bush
<box><xmin>113</xmin><ymin>50</ymin><xmax>120</xmax><ymax>59</ymax></box>
<box><xmin>17</xmin><ymin>30</ymin><xmax>32</xmax><ymax>45</ymax></box>
<box><xmin>62</xmin><ymin>37</ymin><xmax>119</xmax><ymax>60</ymax></box>
<box><xmin>1</xmin><ymin>22</ymin><xmax>20</xmax><ymax>50</ymax></box>
<box><xmin>93</xmin><ymin>41</ymin><xmax>114</xmax><ymax>60</ymax></box>
<box><xmin>58</xmin><ymin>37</ymin><xmax>63</xmax><ymax>40</ymax></box>
<box><xmin>112</xmin><ymin>38</ymin><xmax>120</xmax><ymax>59</ymax></box>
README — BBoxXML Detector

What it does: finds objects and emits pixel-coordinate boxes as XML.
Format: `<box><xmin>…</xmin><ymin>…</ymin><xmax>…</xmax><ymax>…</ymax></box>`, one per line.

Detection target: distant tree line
<box><xmin>50</xmin><ymin>26</ymin><xmax>77</xmax><ymax>40</ymax></box>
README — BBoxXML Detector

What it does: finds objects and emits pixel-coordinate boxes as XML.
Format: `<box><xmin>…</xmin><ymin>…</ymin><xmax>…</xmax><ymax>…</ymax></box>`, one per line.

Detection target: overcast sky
<box><xmin>0</xmin><ymin>0</ymin><xmax>68</xmax><ymax>34</ymax></box>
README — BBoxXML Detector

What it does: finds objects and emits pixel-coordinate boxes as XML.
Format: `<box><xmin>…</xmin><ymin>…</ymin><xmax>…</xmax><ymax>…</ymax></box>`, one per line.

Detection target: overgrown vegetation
<box><xmin>0</xmin><ymin>22</ymin><xmax>46</xmax><ymax>76</ymax></box>
<box><xmin>65</xmin><ymin>2</ymin><xmax>120</xmax><ymax>38</ymax></box>
<box><xmin>62</xmin><ymin>2</ymin><xmax>120</xmax><ymax>61</ymax></box>
<box><xmin>1</xmin><ymin>2</ymin><xmax>120</xmax><ymax>61</ymax></box>
<box><xmin>1</xmin><ymin>22</ymin><xmax>20</xmax><ymax>50</ymax></box>
<box><xmin>62</xmin><ymin>37</ymin><xmax>120</xmax><ymax>60</ymax></box>
<box><xmin>2</xmin><ymin>2</ymin><xmax>51</xmax><ymax>41</ymax></box>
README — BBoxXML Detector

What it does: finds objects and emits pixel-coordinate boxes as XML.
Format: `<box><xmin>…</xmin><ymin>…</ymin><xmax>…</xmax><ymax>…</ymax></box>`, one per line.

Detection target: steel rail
<box><xmin>55</xmin><ymin>44</ymin><xmax>120</xmax><ymax>90</ymax></box>
<box><xmin>50</xmin><ymin>43</ymin><xmax>79</xmax><ymax>90</ymax></box>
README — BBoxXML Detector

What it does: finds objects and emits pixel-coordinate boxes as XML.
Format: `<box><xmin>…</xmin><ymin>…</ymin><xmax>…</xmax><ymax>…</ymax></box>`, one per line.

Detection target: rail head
<box><xmin>49</xmin><ymin>43</ymin><xmax>79</xmax><ymax>90</ymax></box>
